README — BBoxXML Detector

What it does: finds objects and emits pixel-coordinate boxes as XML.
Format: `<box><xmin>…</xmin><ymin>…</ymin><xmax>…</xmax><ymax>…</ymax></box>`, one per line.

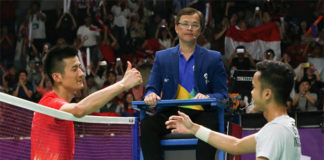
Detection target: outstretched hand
<box><xmin>121</xmin><ymin>61</ymin><xmax>143</xmax><ymax>90</ymax></box>
<box><xmin>165</xmin><ymin>111</ymin><xmax>195</xmax><ymax>134</ymax></box>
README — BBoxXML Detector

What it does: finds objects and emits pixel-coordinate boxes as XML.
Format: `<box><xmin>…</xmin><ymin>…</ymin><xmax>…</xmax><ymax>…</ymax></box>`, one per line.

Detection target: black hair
<box><xmin>175</xmin><ymin>7</ymin><xmax>205</xmax><ymax>31</ymax></box>
<box><xmin>264</xmin><ymin>49</ymin><xmax>275</xmax><ymax>59</ymax></box>
<box><xmin>123</xmin><ymin>92</ymin><xmax>135</xmax><ymax>112</ymax></box>
<box><xmin>264</xmin><ymin>49</ymin><xmax>274</xmax><ymax>56</ymax></box>
<box><xmin>18</xmin><ymin>69</ymin><xmax>28</xmax><ymax>76</ymax></box>
<box><xmin>235</xmin><ymin>45</ymin><xmax>246</xmax><ymax>50</ymax></box>
<box><xmin>43</xmin><ymin>45</ymin><xmax>78</xmax><ymax>83</ymax></box>
<box><xmin>256</xmin><ymin>60</ymin><xmax>295</xmax><ymax>106</ymax></box>
<box><xmin>31</xmin><ymin>1</ymin><xmax>40</xmax><ymax>9</ymax></box>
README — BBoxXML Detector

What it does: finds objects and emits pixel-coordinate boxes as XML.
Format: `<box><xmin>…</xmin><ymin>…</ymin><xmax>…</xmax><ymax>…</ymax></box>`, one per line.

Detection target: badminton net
<box><xmin>0</xmin><ymin>92</ymin><xmax>139</xmax><ymax>160</ymax></box>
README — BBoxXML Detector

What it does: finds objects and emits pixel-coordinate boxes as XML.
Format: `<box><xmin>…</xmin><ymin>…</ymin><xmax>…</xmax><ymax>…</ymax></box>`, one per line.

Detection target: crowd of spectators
<box><xmin>0</xmin><ymin>0</ymin><xmax>323</xmax><ymax>117</ymax></box>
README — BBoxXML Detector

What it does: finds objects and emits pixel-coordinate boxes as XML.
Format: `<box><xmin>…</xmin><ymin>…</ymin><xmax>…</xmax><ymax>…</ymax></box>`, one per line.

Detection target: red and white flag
<box><xmin>224</xmin><ymin>22</ymin><xmax>281</xmax><ymax>61</ymax></box>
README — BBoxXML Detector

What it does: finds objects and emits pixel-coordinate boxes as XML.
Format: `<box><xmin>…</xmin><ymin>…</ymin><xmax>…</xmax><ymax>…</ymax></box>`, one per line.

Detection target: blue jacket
<box><xmin>145</xmin><ymin>45</ymin><xmax>228</xmax><ymax>102</ymax></box>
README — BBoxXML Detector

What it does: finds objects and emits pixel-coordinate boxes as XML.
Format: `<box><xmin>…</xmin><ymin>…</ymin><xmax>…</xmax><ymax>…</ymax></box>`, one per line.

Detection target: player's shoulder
<box><xmin>39</xmin><ymin>91</ymin><xmax>55</xmax><ymax>103</ymax></box>
<box><xmin>260</xmin><ymin>117</ymin><xmax>294</xmax><ymax>136</ymax></box>
<box><xmin>38</xmin><ymin>91</ymin><xmax>67</xmax><ymax>107</ymax></box>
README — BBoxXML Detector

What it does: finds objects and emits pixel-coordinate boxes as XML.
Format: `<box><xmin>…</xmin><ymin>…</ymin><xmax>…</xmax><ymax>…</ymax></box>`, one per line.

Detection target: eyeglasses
<box><xmin>177</xmin><ymin>22</ymin><xmax>201</xmax><ymax>30</ymax></box>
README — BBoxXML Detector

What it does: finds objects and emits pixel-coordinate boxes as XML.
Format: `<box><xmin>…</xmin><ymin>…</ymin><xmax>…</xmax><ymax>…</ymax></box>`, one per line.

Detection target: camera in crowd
<box><xmin>236</xmin><ymin>46</ymin><xmax>246</xmax><ymax>54</ymax></box>
<box><xmin>264</xmin><ymin>49</ymin><xmax>275</xmax><ymax>60</ymax></box>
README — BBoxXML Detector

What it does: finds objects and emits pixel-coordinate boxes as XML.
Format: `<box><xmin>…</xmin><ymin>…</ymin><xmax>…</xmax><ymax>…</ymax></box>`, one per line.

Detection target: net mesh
<box><xmin>0</xmin><ymin>92</ymin><xmax>139</xmax><ymax>160</ymax></box>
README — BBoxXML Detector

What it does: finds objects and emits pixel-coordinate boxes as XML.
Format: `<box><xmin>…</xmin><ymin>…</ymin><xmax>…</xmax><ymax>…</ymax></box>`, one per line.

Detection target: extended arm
<box><xmin>166</xmin><ymin>111</ymin><xmax>256</xmax><ymax>155</ymax></box>
<box><xmin>60</xmin><ymin>62</ymin><xmax>142</xmax><ymax>117</ymax></box>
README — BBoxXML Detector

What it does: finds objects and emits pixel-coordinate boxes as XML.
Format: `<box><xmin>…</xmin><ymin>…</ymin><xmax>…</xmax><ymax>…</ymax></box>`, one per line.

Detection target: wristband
<box><xmin>194</xmin><ymin>125</ymin><xmax>211</xmax><ymax>143</ymax></box>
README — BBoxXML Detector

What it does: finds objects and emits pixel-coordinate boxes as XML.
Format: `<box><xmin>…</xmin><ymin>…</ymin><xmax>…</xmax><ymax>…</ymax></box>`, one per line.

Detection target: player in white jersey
<box><xmin>165</xmin><ymin>60</ymin><xmax>301</xmax><ymax>160</ymax></box>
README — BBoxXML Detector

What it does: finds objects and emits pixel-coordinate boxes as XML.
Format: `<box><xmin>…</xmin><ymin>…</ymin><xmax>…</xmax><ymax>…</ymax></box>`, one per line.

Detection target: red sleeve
<box><xmin>39</xmin><ymin>93</ymin><xmax>68</xmax><ymax>110</ymax></box>
<box><xmin>50</xmin><ymin>98</ymin><xmax>67</xmax><ymax>110</ymax></box>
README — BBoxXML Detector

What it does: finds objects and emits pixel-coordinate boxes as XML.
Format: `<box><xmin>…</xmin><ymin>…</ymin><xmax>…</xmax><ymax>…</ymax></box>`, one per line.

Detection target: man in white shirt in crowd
<box><xmin>29</xmin><ymin>1</ymin><xmax>47</xmax><ymax>52</ymax></box>
<box><xmin>76</xmin><ymin>16</ymin><xmax>100</xmax><ymax>63</ymax></box>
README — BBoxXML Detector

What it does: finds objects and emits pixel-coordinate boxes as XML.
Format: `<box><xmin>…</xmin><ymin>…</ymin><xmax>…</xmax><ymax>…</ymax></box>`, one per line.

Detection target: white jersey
<box><xmin>77</xmin><ymin>25</ymin><xmax>100</xmax><ymax>47</ymax></box>
<box><xmin>255</xmin><ymin>115</ymin><xmax>301</xmax><ymax>160</ymax></box>
<box><xmin>30</xmin><ymin>12</ymin><xmax>46</xmax><ymax>39</ymax></box>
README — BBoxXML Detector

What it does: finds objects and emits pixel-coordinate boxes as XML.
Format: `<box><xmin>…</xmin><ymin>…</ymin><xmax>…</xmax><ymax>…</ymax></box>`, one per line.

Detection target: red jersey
<box><xmin>31</xmin><ymin>91</ymin><xmax>74</xmax><ymax>160</ymax></box>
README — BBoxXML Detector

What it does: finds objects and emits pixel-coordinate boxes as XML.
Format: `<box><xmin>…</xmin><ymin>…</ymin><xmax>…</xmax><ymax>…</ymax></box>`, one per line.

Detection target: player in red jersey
<box><xmin>31</xmin><ymin>45</ymin><xmax>142</xmax><ymax>160</ymax></box>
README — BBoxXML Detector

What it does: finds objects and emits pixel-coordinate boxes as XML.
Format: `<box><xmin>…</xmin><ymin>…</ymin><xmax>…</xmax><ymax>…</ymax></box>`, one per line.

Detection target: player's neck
<box><xmin>53</xmin><ymin>85</ymin><xmax>74</xmax><ymax>102</ymax></box>
<box><xmin>263</xmin><ymin>103</ymin><xmax>288</xmax><ymax>122</ymax></box>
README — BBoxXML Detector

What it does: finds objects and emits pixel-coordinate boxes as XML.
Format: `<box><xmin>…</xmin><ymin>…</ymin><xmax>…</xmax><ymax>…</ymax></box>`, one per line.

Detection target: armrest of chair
<box><xmin>132</xmin><ymin>99</ymin><xmax>228</xmax><ymax>160</ymax></box>
<box><xmin>132</xmin><ymin>98</ymin><xmax>228</xmax><ymax>111</ymax></box>
<box><xmin>132</xmin><ymin>99</ymin><xmax>228</xmax><ymax>132</ymax></box>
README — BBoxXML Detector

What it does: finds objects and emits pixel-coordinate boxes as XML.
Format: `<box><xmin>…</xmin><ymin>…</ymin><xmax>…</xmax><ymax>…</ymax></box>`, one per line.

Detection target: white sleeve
<box><xmin>255</xmin><ymin>124</ymin><xmax>285</xmax><ymax>160</ymax></box>
<box><xmin>77</xmin><ymin>26</ymin><xmax>83</xmax><ymax>36</ymax></box>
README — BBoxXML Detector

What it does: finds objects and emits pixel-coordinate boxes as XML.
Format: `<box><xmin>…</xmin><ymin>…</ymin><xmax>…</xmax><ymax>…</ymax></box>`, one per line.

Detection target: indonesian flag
<box><xmin>224</xmin><ymin>22</ymin><xmax>281</xmax><ymax>61</ymax></box>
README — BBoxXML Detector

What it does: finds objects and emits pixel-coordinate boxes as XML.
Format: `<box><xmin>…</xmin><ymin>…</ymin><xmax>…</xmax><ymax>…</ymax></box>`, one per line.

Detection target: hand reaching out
<box><xmin>165</xmin><ymin>111</ymin><xmax>195</xmax><ymax>134</ymax></box>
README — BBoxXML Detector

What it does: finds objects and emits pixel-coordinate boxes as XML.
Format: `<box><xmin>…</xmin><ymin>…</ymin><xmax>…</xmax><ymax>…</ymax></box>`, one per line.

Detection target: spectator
<box><xmin>1</xmin><ymin>65</ymin><xmax>18</xmax><ymax>93</ymax></box>
<box><xmin>25</xmin><ymin>40</ymin><xmax>40</xmax><ymax>64</ymax></box>
<box><xmin>213</xmin><ymin>17</ymin><xmax>229</xmax><ymax>54</ymax></box>
<box><xmin>102</xmin><ymin>70</ymin><xmax>117</xmax><ymax>87</ymax></box>
<box><xmin>200</xmin><ymin>34</ymin><xmax>212</xmax><ymax>49</ymax></box>
<box><xmin>100</xmin><ymin>26</ymin><xmax>118</xmax><ymax>63</ymax></box>
<box><xmin>28</xmin><ymin>1</ymin><xmax>47</xmax><ymax>52</ymax></box>
<box><xmin>111</xmin><ymin>0</ymin><xmax>130</xmax><ymax>47</ymax></box>
<box><xmin>72</xmin><ymin>0</ymin><xmax>95</xmax><ymax>24</ymax></box>
<box><xmin>227</xmin><ymin>46</ymin><xmax>256</xmax><ymax>70</ymax></box>
<box><xmin>236</xmin><ymin>19</ymin><xmax>248</xmax><ymax>30</ymax></box>
<box><xmin>136</xmin><ymin>56</ymin><xmax>154</xmax><ymax>87</ymax></box>
<box><xmin>299</xmin><ymin>20</ymin><xmax>312</xmax><ymax>44</ymax></box>
<box><xmin>120</xmin><ymin>92</ymin><xmax>139</xmax><ymax>117</ymax></box>
<box><xmin>146</xmin><ymin>14</ymin><xmax>161</xmax><ymax>40</ymax></box>
<box><xmin>280</xmin><ymin>52</ymin><xmax>294</xmax><ymax>67</ymax></box>
<box><xmin>0</xmin><ymin>25</ymin><xmax>15</xmax><ymax>67</ymax></box>
<box><xmin>292</xmin><ymin>80</ymin><xmax>318</xmax><ymax>111</ymax></box>
<box><xmin>0</xmin><ymin>0</ymin><xmax>16</xmax><ymax>30</ymax></box>
<box><xmin>263</xmin><ymin>49</ymin><xmax>275</xmax><ymax>60</ymax></box>
<box><xmin>262</xmin><ymin>11</ymin><xmax>272</xmax><ymax>24</ymax></box>
<box><xmin>36</xmin><ymin>68</ymin><xmax>52</xmax><ymax>97</ymax></box>
<box><xmin>128</xmin><ymin>13</ymin><xmax>146</xmax><ymax>41</ymax></box>
<box><xmin>12</xmin><ymin>70</ymin><xmax>33</xmax><ymax>101</ymax></box>
<box><xmin>99</xmin><ymin>100</ymin><xmax>122</xmax><ymax>114</ymax></box>
<box><xmin>76</xmin><ymin>16</ymin><xmax>100</xmax><ymax>64</ymax></box>
<box><xmin>252</xmin><ymin>6</ymin><xmax>262</xmax><ymax>27</ymax></box>
<box><xmin>296</xmin><ymin>62</ymin><xmax>322</xmax><ymax>94</ymax></box>
<box><xmin>27</xmin><ymin>59</ymin><xmax>43</xmax><ymax>90</ymax></box>
<box><xmin>142</xmin><ymin>38</ymin><xmax>162</xmax><ymax>56</ymax></box>
<box><xmin>85</xmin><ymin>74</ymin><xmax>100</xmax><ymax>95</ymax></box>
<box><xmin>155</xmin><ymin>20</ymin><xmax>173</xmax><ymax>49</ymax></box>
<box><xmin>55</xmin><ymin>12</ymin><xmax>77</xmax><ymax>44</ymax></box>
<box><xmin>285</xmin><ymin>36</ymin><xmax>308</xmax><ymax>68</ymax></box>
<box><xmin>41</xmin><ymin>42</ymin><xmax>51</xmax><ymax>57</ymax></box>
